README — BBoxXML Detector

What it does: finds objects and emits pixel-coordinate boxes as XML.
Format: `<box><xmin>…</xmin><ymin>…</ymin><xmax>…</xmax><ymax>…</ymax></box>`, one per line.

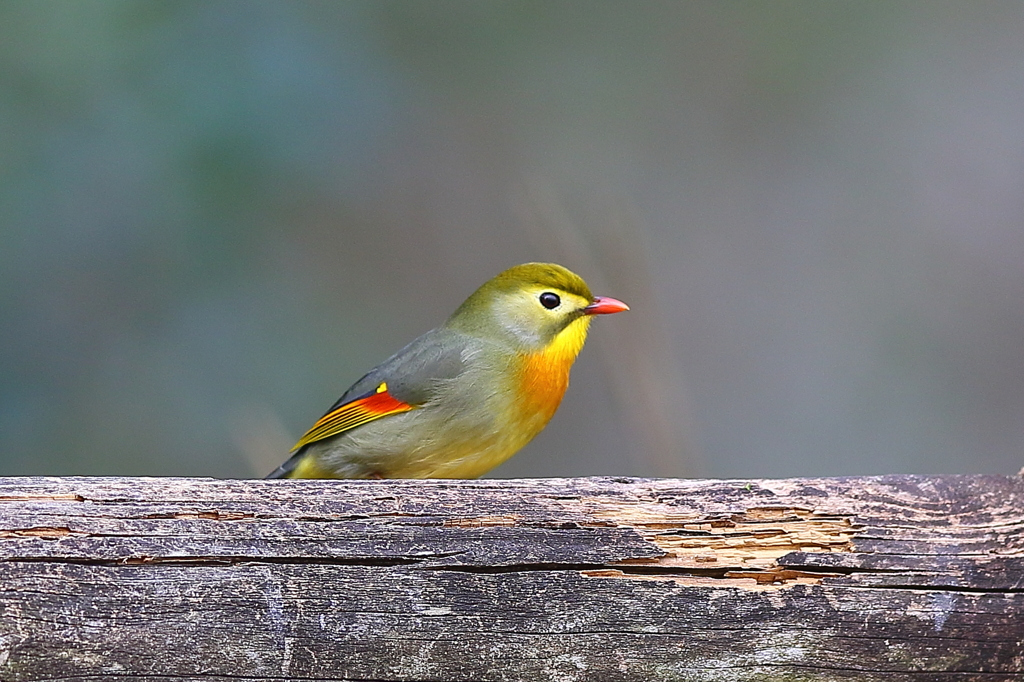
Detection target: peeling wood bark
<box><xmin>0</xmin><ymin>474</ymin><xmax>1021</xmax><ymax>681</ymax></box>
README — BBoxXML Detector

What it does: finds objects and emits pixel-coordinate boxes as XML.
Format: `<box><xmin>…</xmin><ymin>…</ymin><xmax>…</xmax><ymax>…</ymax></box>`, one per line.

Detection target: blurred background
<box><xmin>2</xmin><ymin>1</ymin><xmax>1023</xmax><ymax>479</ymax></box>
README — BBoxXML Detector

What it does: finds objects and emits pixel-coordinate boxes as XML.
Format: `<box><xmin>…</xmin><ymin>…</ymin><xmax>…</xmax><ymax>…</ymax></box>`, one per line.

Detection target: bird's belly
<box><xmin>305</xmin><ymin>401</ymin><xmax>530</xmax><ymax>479</ymax></box>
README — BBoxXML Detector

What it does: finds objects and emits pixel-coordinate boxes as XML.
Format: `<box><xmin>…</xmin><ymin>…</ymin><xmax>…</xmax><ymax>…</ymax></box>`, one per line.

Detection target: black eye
<box><xmin>539</xmin><ymin>292</ymin><xmax>560</xmax><ymax>309</ymax></box>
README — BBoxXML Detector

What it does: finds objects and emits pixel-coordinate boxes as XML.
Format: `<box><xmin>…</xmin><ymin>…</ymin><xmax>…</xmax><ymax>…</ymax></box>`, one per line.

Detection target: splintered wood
<box><xmin>580</xmin><ymin>505</ymin><xmax>857</xmax><ymax>588</ymax></box>
<box><xmin>0</xmin><ymin>475</ymin><xmax>1021</xmax><ymax>681</ymax></box>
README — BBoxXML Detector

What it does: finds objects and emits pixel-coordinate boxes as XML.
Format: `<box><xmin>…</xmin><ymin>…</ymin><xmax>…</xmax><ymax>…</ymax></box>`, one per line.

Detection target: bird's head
<box><xmin>447</xmin><ymin>263</ymin><xmax>629</xmax><ymax>354</ymax></box>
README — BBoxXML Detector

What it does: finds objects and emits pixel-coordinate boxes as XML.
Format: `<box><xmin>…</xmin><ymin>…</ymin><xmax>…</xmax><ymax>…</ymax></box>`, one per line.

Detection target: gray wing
<box><xmin>266</xmin><ymin>327</ymin><xmax>469</xmax><ymax>478</ymax></box>
<box><xmin>330</xmin><ymin>326</ymin><xmax>468</xmax><ymax>408</ymax></box>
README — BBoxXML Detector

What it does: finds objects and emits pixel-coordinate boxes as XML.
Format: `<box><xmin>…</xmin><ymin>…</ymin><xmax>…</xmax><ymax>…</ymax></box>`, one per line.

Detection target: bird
<box><xmin>267</xmin><ymin>262</ymin><xmax>629</xmax><ymax>479</ymax></box>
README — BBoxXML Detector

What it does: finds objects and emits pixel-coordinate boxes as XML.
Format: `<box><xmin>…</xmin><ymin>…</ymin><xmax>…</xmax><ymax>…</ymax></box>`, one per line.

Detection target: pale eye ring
<box><xmin>539</xmin><ymin>292</ymin><xmax>561</xmax><ymax>309</ymax></box>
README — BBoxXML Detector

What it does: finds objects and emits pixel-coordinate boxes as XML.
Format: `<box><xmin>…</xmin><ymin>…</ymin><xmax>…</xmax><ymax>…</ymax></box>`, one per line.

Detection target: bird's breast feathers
<box><xmin>516</xmin><ymin>316</ymin><xmax>592</xmax><ymax>427</ymax></box>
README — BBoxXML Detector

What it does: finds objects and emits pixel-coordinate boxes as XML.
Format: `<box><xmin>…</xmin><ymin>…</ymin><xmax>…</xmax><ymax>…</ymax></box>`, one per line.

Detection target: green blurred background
<box><xmin>3</xmin><ymin>1</ymin><xmax>1023</xmax><ymax>479</ymax></box>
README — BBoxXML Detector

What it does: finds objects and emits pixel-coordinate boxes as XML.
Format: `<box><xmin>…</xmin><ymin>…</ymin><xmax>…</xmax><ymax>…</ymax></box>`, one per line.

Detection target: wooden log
<box><xmin>0</xmin><ymin>474</ymin><xmax>1021</xmax><ymax>681</ymax></box>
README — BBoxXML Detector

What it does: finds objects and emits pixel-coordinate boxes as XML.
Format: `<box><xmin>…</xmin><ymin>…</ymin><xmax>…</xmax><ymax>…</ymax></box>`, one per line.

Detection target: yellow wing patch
<box><xmin>291</xmin><ymin>382</ymin><xmax>415</xmax><ymax>452</ymax></box>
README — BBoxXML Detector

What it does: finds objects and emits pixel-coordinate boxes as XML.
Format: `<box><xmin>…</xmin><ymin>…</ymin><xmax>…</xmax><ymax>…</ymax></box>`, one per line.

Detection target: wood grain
<box><xmin>0</xmin><ymin>475</ymin><xmax>1021</xmax><ymax>681</ymax></box>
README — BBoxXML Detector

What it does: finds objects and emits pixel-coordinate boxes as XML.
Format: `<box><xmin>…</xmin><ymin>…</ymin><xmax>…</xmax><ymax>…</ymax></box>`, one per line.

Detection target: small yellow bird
<box><xmin>268</xmin><ymin>262</ymin><xmax>629</xmax><ymax>479</ymax></box>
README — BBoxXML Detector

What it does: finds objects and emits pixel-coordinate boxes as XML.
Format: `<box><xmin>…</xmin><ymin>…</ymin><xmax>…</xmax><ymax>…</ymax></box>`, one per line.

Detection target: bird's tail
<box><xmin>265</xmin><ymin>451</ymin><xmax>303</xmax><ymax>479</ymax></box>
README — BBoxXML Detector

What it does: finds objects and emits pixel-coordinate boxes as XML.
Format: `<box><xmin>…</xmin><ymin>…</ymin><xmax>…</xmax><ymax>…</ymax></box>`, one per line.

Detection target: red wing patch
<box><xmin>291</xmin><ymin>383</ymin><xmax>414</xmax><ymax>452</ymax></box>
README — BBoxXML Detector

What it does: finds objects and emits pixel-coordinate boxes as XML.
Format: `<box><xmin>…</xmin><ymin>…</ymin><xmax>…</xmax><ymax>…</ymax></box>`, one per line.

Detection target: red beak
<box><xmin>583</xmin><ymin>296</ymin><xmax>630</xmax><ymax>315</ymax></box>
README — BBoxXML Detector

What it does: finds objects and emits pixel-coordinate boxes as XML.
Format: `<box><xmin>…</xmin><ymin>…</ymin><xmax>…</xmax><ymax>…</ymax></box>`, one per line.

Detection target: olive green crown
<box><xmin>478</xmin><ymin>263</ymin><xmax>592</xmax><ymax>300</ymax></box>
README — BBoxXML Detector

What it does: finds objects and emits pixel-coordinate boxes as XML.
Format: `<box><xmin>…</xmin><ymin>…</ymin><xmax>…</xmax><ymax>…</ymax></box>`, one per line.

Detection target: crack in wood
<box><xmin>151</xmin><ymin>511</ymin><xmax>258</xmax><ymax>521</ymax></box>
<box><xmin>0</xmin><ymin>526</ymin><xmax>90</xmax><ymax>539</ymax></box>
<box><xmin>442</xmin><ymin>515</ymin><xmax>523</xmax><ymax>528</ymax></box>
<box><xmin>1</xmin><ymin>555</ymin><xmax>433</xmax><ymax>567</ymax></box>
<box><xmin>0</xmin><ymin>493</ymin><xmax>85</xmax><ymax>503</ymax></box>
<box><xmin>580</xmin><ymin>566</ymin><xmax>846</xmax><ymax>590</ymax></box>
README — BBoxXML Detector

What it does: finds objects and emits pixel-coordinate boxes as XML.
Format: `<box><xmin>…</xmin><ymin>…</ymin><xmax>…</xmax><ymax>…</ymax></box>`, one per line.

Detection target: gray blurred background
<box><xmin>2</xmin><ymin>1</ymin><xmax>1023</xmax><ymax>480</ymax></box>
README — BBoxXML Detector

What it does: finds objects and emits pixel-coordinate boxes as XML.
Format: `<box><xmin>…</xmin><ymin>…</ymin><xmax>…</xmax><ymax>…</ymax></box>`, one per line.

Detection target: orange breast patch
<box><xmin>516</xmin><ymin>316</ymin><xmax>592</xmax><ymax>428</ymax></box>
<box><xmin>519</xmin><ymin>349</ymin><xmax>572</xmax><ymax>424</ymax></box>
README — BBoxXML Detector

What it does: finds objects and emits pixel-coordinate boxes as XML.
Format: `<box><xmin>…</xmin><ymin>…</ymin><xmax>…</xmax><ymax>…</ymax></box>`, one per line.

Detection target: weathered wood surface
<box><xmin>0</xmin><ymin>475</ymin><xmax>1021</xmax><ymax>681</ymax></box>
